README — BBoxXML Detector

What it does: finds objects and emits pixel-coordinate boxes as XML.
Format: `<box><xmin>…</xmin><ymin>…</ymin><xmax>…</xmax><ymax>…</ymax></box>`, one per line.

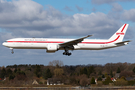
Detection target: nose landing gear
<box><xmin>10</xmin><ymin>48</ymin><xmax>14</xmax><ymax>54</ymax></box>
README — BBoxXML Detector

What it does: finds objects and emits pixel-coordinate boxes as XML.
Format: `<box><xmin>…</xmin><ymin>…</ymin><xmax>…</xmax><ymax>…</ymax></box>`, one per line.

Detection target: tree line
<box><xmin>0</xmin><ymin>61</ymin><xmax>135</xmax><ymax>86</ymax></box>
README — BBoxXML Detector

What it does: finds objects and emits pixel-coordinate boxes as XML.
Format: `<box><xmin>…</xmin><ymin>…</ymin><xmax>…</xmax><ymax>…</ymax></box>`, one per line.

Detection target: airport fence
<box><xmin>0</xmin><ymin>87</ymin><xmax>80</xmax><ymax>90</ymax></box>
<box><xmin>0</xmin><ymin>87</ymin><xmax>135</xmax><ymax>90</ymax></box>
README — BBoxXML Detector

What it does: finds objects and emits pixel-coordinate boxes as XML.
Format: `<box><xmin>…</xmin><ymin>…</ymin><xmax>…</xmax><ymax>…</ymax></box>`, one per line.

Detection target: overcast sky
<box><xmin>0</xmin><ymin>0</ymin><xmax>135</xmax><ymax>66</ymax></box>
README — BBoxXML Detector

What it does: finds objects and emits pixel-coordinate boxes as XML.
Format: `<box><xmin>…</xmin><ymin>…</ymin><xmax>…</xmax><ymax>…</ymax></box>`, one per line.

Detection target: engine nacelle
<box><xmin>46</xmin><ymin>44</ymin><xmax>58</xmax><ymax>53</ymax></box>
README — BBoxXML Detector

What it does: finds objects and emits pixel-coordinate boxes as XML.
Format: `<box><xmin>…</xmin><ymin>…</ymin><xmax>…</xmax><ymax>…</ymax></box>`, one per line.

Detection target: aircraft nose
<box><xmin>2</xmin><ymin>42</ymin><xmax>5</xmax><ymax>46</ymax></box>
<box><xmin>2</xmin><ymin>42</ymin><xmax>7</xmax><ymax>46</ymax></box>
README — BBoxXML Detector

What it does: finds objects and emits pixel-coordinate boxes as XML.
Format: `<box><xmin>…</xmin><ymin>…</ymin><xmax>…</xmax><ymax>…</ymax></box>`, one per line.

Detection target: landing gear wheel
<box><xmin>63</xmin><ymin>52</ymin><xmax>66</xmax><ymax>55</ymax></box>
<box><xmin>68</xmin><ymin>53</ymin><xmax>71</xmax><ymax>56</ymax></box>
<box><xmin>63</xmin><ymin>50</ymin><xmax>72</xmax><ymax>56</ymax></box>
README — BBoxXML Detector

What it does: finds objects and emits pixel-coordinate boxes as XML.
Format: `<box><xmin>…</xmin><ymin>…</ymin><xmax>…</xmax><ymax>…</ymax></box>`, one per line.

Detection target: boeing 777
<box><xmin>2</xmin><ymin>24</ymin><xmax>130</xmax><ymax>56</ymax></box>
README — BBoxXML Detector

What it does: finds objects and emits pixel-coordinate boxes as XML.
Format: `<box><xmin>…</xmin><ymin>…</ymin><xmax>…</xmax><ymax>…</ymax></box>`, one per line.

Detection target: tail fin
<box><xmin>109</xmin><ymin>24</ymin><xmax>129</xmax><ymax>43</ymax></box>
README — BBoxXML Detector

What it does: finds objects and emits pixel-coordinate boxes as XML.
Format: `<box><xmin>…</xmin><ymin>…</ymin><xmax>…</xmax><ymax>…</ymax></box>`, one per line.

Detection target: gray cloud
<box><xmin>91</xmin><ymin>7</ymin><xmax>97</xmax><ymax>12</ymax></box>
<box><xmin>76</xmin><ymin>5</ymin><xmax>83</xmax><ymax>12</ymax></box>
<box><xmin>64</xmin><ymin>6</ymin><xmax>73</xmax><ymax>12</ymax></box>
<box><xmin>91</xmin><ymin>0</ymin><xmax>135</xmax><ymax>5</ymax></box>
<box><xmin>111</xmin><ymin>3</ymin><xmax>123</xmax><ymax>12</ymax></box>
<box><xmin>107</xmin><ymin>3</ymin><xmax>135</xmax><ymax>23</ymax></box>
<box><xmin>121</xmin><ymin>9</ymin><xmax>135</xmax><ymax>22</ymax></box>
<box><xmin>0</xmin><ymin>0</ymin><xmax>134</xmax><ymax>40</ymax></box>
<box><xmin>0</xmin><ymin>0</ymin><xmax>120</xmax><ymax>39</ymax></box>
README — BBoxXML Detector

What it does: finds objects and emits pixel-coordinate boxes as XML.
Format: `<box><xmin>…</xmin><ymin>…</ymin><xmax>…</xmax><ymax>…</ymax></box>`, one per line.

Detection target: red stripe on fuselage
<box><xmin>7</xmin><ymin>36</ymin><xmax>120</xmax><ymax>44</ymax></box>
<box><xmin>7</xmin><ymin>41</ymin><xmax>64</xmax><ymax>43</ymax></box>
<box><xmin>81</xmin><ymin>35</ymin><xmax>120</xmax><ymax>44</ymax></box>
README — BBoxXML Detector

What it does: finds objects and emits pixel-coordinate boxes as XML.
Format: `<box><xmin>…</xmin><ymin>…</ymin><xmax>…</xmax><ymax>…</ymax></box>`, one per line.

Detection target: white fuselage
<box><xmin>2</xmin><ymin>38</ymin><xmax>118</xmax><ymax>50</ymax></box>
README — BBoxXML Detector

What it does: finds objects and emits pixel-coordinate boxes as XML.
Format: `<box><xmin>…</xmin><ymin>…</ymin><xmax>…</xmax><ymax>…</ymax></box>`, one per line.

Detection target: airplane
<box><xmin>2</xmin><ymin>24</ymin><xmax>130</xmax><ymax>56</ymax></box>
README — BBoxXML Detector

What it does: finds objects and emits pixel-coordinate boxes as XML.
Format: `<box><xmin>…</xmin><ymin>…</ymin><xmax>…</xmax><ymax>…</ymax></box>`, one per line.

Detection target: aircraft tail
<box><xmin>108</xmin><ymin>24</ymin><xmax>129</xmax><ymax>43</ymax></box>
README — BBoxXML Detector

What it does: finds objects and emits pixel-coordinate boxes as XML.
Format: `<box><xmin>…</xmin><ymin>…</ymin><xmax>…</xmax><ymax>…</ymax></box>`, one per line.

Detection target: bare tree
<box><xmin>48</xmin><ymin>60</ymin><xmax>64</xmax><ymax>67</ymax></box>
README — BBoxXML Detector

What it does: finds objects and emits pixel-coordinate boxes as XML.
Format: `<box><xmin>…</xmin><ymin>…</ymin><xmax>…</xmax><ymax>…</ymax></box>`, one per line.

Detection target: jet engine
<box><xmin>46</xmin><ymin>44</ymin><xmax>59</xmax><ymax>53</ymax></box>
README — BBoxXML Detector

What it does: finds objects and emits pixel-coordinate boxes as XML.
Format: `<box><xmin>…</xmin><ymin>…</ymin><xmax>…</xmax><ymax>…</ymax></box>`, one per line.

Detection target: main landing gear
<box><xmin>63</xmin><ymin>49</ymin><xmax>72</xmax><ymax>56</ymax></box>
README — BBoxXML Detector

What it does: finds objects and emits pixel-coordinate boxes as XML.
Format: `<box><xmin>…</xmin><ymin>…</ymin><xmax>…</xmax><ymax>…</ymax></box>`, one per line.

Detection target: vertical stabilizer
<box><xmin>109</xmin><ymin>24</ymin><xmax>129</xmax><ymax>43</ymax></box>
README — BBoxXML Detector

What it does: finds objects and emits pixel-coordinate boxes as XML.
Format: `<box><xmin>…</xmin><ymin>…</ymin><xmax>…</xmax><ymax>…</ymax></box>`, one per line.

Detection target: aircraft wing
<box><xmin>115</xmin><ymin>40</ymin><xmax>131</xmax><ymax>46</ymax></box>
<box><xmin>59</xmin><ymin>35</ymin><xmax>92</xmax><ymax>48</ymax></box>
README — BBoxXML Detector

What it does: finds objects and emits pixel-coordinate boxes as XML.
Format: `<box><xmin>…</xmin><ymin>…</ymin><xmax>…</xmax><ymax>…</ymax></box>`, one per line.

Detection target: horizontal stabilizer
<box><xmin>115</xmin><ymin>40</ymin><xmax>131</xmax><ymax>46</ymax></box>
